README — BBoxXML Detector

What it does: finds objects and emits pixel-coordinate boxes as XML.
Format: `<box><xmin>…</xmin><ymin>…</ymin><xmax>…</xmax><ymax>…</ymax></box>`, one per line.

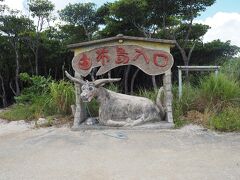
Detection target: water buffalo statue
<box><xmin>65</xmin><ymin>71</ymin><xmax>165</xmax><ymax>127</ymax></box>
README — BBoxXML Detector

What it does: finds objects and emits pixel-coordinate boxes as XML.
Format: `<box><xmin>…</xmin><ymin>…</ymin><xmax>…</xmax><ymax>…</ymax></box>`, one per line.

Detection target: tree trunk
<box><xmin>130</xmin><ymin>69</ymin><xmax>140</xmax><ymax>95</ymax></box>
<box><xmin>108</xmin><ymin>71</ymin><xmax>111</xmax><ymax>78</ymax></box>
<box><xmin>28</xmin><ymin>57</ymin><xmax>34</xmax><ymax>75</ymax></box>
<box><xmin>0</xmin><ymin>74</ymin><xmax>7</xmax><ymax>107</ymax></box>
<box><xmin>152</xmin><ymin>75</ymin><xmax>157</xmax><ymax>91</ymax></box>
<box><xmin>124</xmin><ymin>65</ymin><xmax>131</xmax><ymax>94</ymax></box>
<box><xmin>175</xmin><ymin>41</ymin><xmax>190</xmax><ymax>85</ymax></box>
<box><xmin>15</xmin><ymin>49</ymin><xmax>20</xmax><ymax>96</ymax></box>
<box><xmin>35</xmin><ymin>45</ymin><xmax>39</xmax><ymax>75</ymax></box>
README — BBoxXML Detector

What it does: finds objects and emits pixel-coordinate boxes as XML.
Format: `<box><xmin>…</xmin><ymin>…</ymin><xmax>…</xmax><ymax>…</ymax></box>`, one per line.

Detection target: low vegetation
<box><xmin>173</xmin><ymin>58</ymin><xmax>240</xmax><ymax>131</ymax></box>
<box><xmin>0</xmin><ymin>73</ymin><xmax>75</xmax><ymax>122</ymax></box>
<box><xmin>1</xmin><ymin>58</ymin><xmax>240</xmax><ymax>131</ymax></box>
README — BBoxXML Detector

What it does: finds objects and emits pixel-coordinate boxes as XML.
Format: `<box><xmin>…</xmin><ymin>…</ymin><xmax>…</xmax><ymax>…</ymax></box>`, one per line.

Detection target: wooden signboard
<box><xmin>72</xmin><ymin>45</ymin><xmax>174</xmax><ymax>76</ymax></box>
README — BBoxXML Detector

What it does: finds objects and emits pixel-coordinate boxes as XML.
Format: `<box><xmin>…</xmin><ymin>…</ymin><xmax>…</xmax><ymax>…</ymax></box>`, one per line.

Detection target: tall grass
<box><xmin>49</xmin><ymin>80</ymin><xmax>75</xmax><ymax>115</ymax></box>
<box><xmin>221</xmin><ymin>58</ymin><xmax>240</xmax><ymax>81</ymax></box>
<box><xmin>172</xmin><ymin>84</ymin><xmax>199</xmax><ymax>127</ymax></box>
<box><xmin>0</xmin><ymin>73</ymin><xmax>76</xmax><ymax>120</ymax></box>
<box><xmin>105</xmin><ymin>83</ymin><xmax>120</xmax><ymax>92</ymax></box>
<box><xmin>209</xmin><ymin>106</ymin><xmax>240</xmax><ymax>132</ymax></box>
<box><xmin>200</xmin><ymin>73</ymin><xmax>240</xmax><ymax>103</ymax></box>
<box><xmin>2</xmin><ymin>71</ymin><xmax>240</xmax><ymax>132</ymax></box>
<box><xmin>137</xmin><ymin>88</ymin><xmax>157</xmax><ymax>101</ymax></box>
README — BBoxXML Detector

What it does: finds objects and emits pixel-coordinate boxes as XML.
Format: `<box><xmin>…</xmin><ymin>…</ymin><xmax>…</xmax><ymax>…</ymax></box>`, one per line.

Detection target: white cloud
<box><xmin>5</xmin><ymin>0</ymin><xmax>94</xmax><ymax>12</ymax></box>
<box><xmin>5</xmin><ymin>0</ymin><xmax>23</xmax><ymax>11</ymax></box>
<box><xmin>197</xmin><ymin>12</ymin><xmax>240</xmax><ymax>47</ymax></box>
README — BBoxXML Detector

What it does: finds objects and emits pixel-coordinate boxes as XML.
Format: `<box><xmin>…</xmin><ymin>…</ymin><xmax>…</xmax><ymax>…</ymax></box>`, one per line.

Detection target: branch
<box><xmin>187</xmin><ymin>41</ymin><xmax>196</xmax><ymax>61</ymax></box>
<box><xmin>183</xmin><ymin>20</ymin><xmax>193</xmax><ymax>48</ymax></box>
<box><xmin>183</xmin><ymin>8</ymin><xmax>194</xmax><ymax>48</ymax></box>
<box><xmin>9</xmin><ymin>80</ymin><xmax>17</xmax><ymax>96</ymax></box>
<box><xmin>132</xmin><ymin>20</ymin><xmax>151</xmax><ymax>38</ymax></box>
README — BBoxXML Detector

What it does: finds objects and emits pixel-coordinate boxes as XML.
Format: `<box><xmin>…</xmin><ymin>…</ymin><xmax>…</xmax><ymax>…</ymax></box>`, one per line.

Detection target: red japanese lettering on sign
<box><xmin>132</xmin><ymin>49</ymin><xmax>150</xmax><ymax>64</ymax></box>
<box><xmin>96</xmin><ymin>48</ymin><xmax>110</xmax><ymax>66</ymax></box>
<box><xmin>115</xmin><ymin>47</ymin><xmax>129</xmax><ymax>64</ymax></box>
<box><xmin>78</xmin><ymin>53</ymin><xmax>92</xmax><ymax>70</ymax></box>
<box><xmin>153</xmin><ymin>53</ymin><xmax>169</xmax><ymax>67</ymax></box>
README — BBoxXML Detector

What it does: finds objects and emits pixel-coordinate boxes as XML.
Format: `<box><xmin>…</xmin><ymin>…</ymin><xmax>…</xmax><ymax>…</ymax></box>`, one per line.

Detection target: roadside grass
<box><xmin>1</xmin><ymin>69</ymin><xmax>240</xmax><ymax>132</ymax></box>
<box><xmin>209</xmin><ymin>106</ymin><xmax>240</xmax><ymax>132</ymax></box>
<box><xmin>0</xmin><ymin>74</ymin><xmax>75</xmax><ymax>122</ymax></box>
<box><xmin>49</xmin><ymin>80</ymin><xmax>75</xmax><ymax>115</ymax></box>
<box><xmin>0</xmin><ymin>104</ymin><xmax>36</xmax><ymax>121</ymax></box>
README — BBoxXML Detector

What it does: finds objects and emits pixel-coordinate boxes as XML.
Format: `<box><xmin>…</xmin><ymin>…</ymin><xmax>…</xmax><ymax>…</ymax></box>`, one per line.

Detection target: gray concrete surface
<box><xmin>0</xmin><ymin>120</ymin><xmax>240</xmax><ymax>180</ymax></box>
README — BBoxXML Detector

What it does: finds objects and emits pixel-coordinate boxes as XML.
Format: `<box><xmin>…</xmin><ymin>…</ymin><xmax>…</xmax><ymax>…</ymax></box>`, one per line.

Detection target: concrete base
<box><xmin>71</xmin><ymin>121</ymin><xmax>174</xmax><ymax>131</ymax></box>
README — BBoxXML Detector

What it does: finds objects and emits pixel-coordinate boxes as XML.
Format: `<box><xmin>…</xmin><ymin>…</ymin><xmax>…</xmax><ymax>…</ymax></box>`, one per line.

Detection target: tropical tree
<box><xmin>27</xmin><ymin>0</ymin><xmax>54</xmax><ymax>75</ymax></box>
<box><xmin>169</xmin><ymin>0</ymin><xmax>215</xmax><ymax>80</ymax></box>
<box><xmin>0</xmin><ymin>35</ymin><xmax>10</xmax><ymax>107</ymax></box>
<box><xmin>0</xmin><ymin>12</ymin><xmax>32</xmax><ymax>96</ymax></box>
<box><xmin>191</xmin><ymin>40</ymin><xmax>240</xmax><ymax>65</ymax></box>
<box><xmin>59</xmin><ymin>3</ymin><xmax>98</xmax><ymax>41</ymax></box>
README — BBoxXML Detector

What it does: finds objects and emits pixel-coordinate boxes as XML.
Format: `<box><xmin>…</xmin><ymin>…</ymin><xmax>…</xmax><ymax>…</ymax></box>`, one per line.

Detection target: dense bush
<box><xmin>172</xmin><ymin>84</ymin><xmax>200</xmax><ymax>127</ymax></box>
<box><xmin>15</xmin><ymin>73</ymin><xmax>52</xmax><ymax>104</ymax></box>
<box><xmin>0</xmin><ymin>73</ymin><xmax>75</xmax><ymax>120</ymax></box>
<box><xmin>49</xmin><ymin>81</ymin><xmax>75</xmax><ymax>114</ymax></box>
<box><xmin>1</xmin><ymin>70</ymin><xmax>240</xmax><ymax>132</ymax></box>
<box><xmin>173</xmin><ymin>71</ymin><xmax>240</xmax><ymax>131</ymax></box>
<box><xmin>221</xmin><ymin>58</ymin><xmax>240</xmax><ymax>81</ymax></box>
<box><xmin>209</xmin><ymin>106</ymin><xmax>240</xmax><ymax>132</ymax></box>
<box><xmin>200</xmin><ymin>73</ymin><xmax>240</xmax><ymax>104</ymax></box>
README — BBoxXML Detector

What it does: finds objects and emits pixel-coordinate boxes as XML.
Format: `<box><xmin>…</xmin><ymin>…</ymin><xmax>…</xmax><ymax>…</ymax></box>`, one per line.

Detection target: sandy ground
<box><xmin>0</xmin><ymin>119</ymin><xmax>240</xmax><ymax>180</ymax></box>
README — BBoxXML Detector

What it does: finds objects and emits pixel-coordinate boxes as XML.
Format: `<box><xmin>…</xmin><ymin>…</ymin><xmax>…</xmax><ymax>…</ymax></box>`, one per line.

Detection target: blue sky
<box><xmin>199</xmin><ymin>0</ymin><xmax>240</xmax><ymax>19</ymax></box>
<box><xmin>96</xmin><ymin>0</ymin><xmax>240</xmax><ymax>20</ymax></box>
<box><xmin>4</xmin><ymin>0</ymin><xmax>240</xmax><ymax>46</ymax></box>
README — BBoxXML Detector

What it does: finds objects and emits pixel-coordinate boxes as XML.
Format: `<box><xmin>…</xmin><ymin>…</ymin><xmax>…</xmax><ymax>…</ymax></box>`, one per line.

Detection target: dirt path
<box><xmin>0</xmin><ymin>120</ymin><xmax>240</xmax><ymax>180</ymax></box>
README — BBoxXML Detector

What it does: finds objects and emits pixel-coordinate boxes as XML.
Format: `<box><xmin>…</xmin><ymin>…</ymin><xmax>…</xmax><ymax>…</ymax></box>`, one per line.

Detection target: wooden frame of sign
<box><xmin>68</xmin><ymin>35</ymin><xmax>175</xmax><ymax>128</ymax></box>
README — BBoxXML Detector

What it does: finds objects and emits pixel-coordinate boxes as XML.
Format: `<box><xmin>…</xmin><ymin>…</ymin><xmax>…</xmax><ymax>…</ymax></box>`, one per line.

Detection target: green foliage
<box><xmin>209</xmin><ymin>106</ymin><xmax>240</xmax><ymax>132</ymax></box>
<box><xmin>221</xmin><ymin>58</ymin><xmax>240</xmax><ymax>81</ymax></box>
<box><xmin>2</xmin><ymin>73</ymin><xmax>76</xmax><ymax>120</ymax></box>
<box><xmin>105</xmin><ymin>83</ymin><xmax>120</xmax><ymax>92</ymax></box>
<box><xmin>59</xmin><ymin>2</ymin><xmax>98</xmax><ymax>40</ymax></box>
<box><xmin>137</xmin><ymin>88</ymin><xmax>157</xmax><ymax>101</ymax></box>
<box><xmin>173</xmin><ymin>84</ymin><xmax>199</xmax><ymax>112</ymax></box>
<box><xmin>16</xmin><ymin>73</ymin><xmax>52</xmax><ymax>103</ymax></box>
<box><xmin>200</xmin><ymin>73</ymin><xmax>240</xmax><ymax>103</ymax></box>
<box><xmin>87</xmin><ymin>99</ymin><xmax>100</xmax><ymax>117</ymax></box>
<box><xmin>0</xmin><ymin>14</ymin><xmax>32</xmax><ymax>37</ymax></box>
<box><xmin>28</xmin><ymin>0</ymin><xmax>54</xmax><ymax>20</ymax></box>
<box><xmin>172</xmin><ymin>72</ymin><xmax>240</xmax><ymax>130</ymax></box>
<box><xmin>49</xmin><ymin>81</ymin><xmax>75</xmax><ymax>114</ymax></box>
<box><xmin>172</xmin><ymin>84</ymin><xmax>199</xmax><ymax>127</ymax></box>
<box><xmin>0</xmin><ymin>104</ymin><xmax>36</xmax><ymax>121</ymax></box>
<box><xmin>190</xmin><ymin>40</ymin><xmax>240</xmax><ymax>65</ymax></box>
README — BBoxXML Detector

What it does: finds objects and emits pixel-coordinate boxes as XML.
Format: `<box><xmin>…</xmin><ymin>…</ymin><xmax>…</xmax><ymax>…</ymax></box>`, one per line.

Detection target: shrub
<box><xmin>209</xmin><ymin>106</ymin><xmax>240</xmax><ymax>132</ymax></box>
<box><xmin>16</xmin><ymin>73</ymin><xmax>52</xmax><ymax>104</ymax></box>
<box><xmin>221</xmin><ymin>58</ymin><xmax>240</xmax><ymax>81</ymax></box>
<box><xmin>49</xmin><ymin>80</ymin><xmax>75</xmax><ymax>115</ymax></box>
<box><xmin>172</xmin><ymin>84</ymin><xmax>198</xmax><ymax>127</ymax></box>
<box><xmin>0</xmin><ymin>73</ymin><xmax>77</xmax><ymax>120</ymax></box>
<box><xmin>199</xmin><ymin>73</ymin><xmax>240</xmax><ymax>105</ymax></box>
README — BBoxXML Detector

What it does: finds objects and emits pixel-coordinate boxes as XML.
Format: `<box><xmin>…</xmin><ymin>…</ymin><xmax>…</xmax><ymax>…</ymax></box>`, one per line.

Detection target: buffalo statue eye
<box><xmin>89</xmin><ymin>87</ymin><xmax>94</xmax><ymax>91</ymax></box>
